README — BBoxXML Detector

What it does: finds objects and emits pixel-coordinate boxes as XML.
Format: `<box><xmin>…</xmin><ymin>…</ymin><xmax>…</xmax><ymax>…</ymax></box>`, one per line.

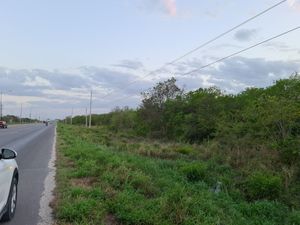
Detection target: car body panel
<box><xmin>0</xmin><ymin>155</ymin><xmax>18</xmax><ymax>218</ymax></box>
<box><xmin>0</xmin><ymin>121</ymin><xmax>7</xmax><ymax>129</ymax></box>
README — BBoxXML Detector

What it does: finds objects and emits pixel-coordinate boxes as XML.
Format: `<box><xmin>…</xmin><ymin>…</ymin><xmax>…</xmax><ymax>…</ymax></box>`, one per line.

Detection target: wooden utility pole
<box><xmin>89</xmin><ymin>90</ymin><xmax>92</xmax><ymax>128</ymax></box>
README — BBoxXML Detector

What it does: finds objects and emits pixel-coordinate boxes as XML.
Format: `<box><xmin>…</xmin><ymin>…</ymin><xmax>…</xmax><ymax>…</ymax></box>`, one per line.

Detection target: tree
<box><xmin>182</xmin><ymin>87</ymin><xmax>222</xmax><ymax>143</ymax></box>
<box><xmin>138</xmin><ymin>77</ymin><xmax>183</xmax><ymax>137</ymax></box>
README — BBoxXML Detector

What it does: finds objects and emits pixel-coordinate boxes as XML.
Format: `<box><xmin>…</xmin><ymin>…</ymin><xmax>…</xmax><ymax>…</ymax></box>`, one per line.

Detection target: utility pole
<box><xmin>85</xmin><ymin>108</ymin><xmax>88</xmax><ymax>127</ymax></box>
<box><xmin>70</xmin><ymin>108</ymin><xmax>73</xmax><ymax>125</ymax></box>
<box><xmin>0</xmin><ymin>90</ymin><xmax>12</xmax><ymax>121</ymax></box>
<box><xmin>20</xmin><ymin>103</ymin><xmax>23</xmax><ymax>124</ymax></box>
<box><xmin>0</xmin><ymin>91</ymin><xmax>2</xmax><ymax>120</ymax></box>
<box><xmin>89</xmin><ymin>90</ymin><xmax>92</xmax><ymax>128</ymax></box>
<box><xmin>29</xmin><ymin>108</ymin><xmax>32</xmax><ymax>123</ymax></box>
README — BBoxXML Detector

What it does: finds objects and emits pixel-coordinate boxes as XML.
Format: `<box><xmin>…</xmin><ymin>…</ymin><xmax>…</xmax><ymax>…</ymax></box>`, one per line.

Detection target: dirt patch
<box><xmin>139</xmin><ymin>149</ymin><xmax>178</xmax><ymax>160</ymax></box>
<box><xmin>104</xmin><ymin>214</ymin><xmax>121</xmax><ymax>225</ymax></box>
<box><xmin>64</xmin><ymin>158</ymin><xmax>76</xmax><ymax>168</ymax></box>
<box><xmin>71</xmin><ymin>177</ymin><xmax>97</xmax><ymax>189</ymax></box>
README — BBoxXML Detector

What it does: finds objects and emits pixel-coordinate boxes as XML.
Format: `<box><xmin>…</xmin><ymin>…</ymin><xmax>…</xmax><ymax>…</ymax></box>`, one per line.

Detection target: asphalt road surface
<box><xmin>0</xmin><ymin>123</ymin><xmax>56</xmax><ymax>225</ymax></box>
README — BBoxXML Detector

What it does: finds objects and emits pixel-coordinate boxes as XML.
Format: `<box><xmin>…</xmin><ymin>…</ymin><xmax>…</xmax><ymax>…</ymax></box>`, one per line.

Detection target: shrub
<box><xmin>174</xmin><ymin>145</ymin><xmax>194</xmax><ymax>155</ymax></box>
<box><xmin>245</xmin><ymin>172</ymin><xmax>282</xmax><ymax>200</ymax></box>
<box><xmin>181</xmin><ymin>163</ymin><xmax>208</xmax><ymax>182</ymax></box>
<box><xmin>277</xmin><ymin>138</ymin><xmax>300</xmax><ymax>165</ymax></box>
<box><xmin>239</xmin><ymin>201</ymin><xmax>288</xmax><ymax>224</ymax></box>
<box><xmin>287</xmin><ymin>211</ymin><xmax>300</xmax><ymax>225</ymax></box>
<box><xmin>162</xmin><ymin>185</ymin><xmax>189</xmax><ymax>225</ymax></box>
<box><xmin>129</xmin><ymin>171</ymin><xmax>158</xmax><ymax>197</ymax></box>
<box><xmin>57</xmin><ymin>199</ymin><xmax>98</xmax><ymax>222</ymax></box>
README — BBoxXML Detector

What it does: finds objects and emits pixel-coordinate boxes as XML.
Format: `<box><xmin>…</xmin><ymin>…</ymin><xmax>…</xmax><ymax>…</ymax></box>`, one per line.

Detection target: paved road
<box><xmin>0</xmin><ymin>124</ymin><xmax>56</xmax><ymax>225</ymax></box>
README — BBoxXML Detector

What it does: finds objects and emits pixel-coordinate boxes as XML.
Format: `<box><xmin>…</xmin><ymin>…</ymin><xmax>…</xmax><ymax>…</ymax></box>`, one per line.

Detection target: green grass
<box><xmin>54</xmin><ymin>124</ymin><xmax>300</xmax><ymax>225</ymax></box>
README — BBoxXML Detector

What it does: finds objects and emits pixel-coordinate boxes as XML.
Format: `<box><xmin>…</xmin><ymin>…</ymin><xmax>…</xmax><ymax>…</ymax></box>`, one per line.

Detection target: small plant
<box><xmin>244</xmin><ymin>172</ymin><xmax>282</xmax><ymax>200</ymax></box>
<box><xmin>162</xmin><ymin>185</ymin><xmax>189</xmax><ymax>225</ymax></box>
<box><xmin>129</xmin><ymin>171</ymin><xmax>157</xmax><ymax>197</ymax></box>
<box><xmin>181</xmin><ymin>163</ymin><xmax>208</xmax><ymax>182</ymax></box>
<box><xmin>287</xmin><ymin>211</ymin><xmax>300</xmax><ymax>225</ymax></box>
<box><xmin>174</xmin><ymin>145</ymin><xmax>194</xmax><ymax>155</ymax></box>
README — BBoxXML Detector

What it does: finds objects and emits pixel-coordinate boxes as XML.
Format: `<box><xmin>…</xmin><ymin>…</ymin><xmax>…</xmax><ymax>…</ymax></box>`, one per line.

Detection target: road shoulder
<box><xmin>38</xmin><ymin>125</ymin><xmax>57</xmax><ymax>225</ymax></box>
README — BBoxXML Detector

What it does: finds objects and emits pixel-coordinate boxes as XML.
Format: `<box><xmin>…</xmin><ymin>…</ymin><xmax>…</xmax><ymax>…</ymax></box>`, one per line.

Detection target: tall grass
<box><xmin>54</xmin><ymin>124</ymin><xmax>300</xmax><ymax>225</ymax></box>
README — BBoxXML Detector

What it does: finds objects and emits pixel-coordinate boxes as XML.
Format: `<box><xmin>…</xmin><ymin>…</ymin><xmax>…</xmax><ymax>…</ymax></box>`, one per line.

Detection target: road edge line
<box><xmin>37</xmin><ymin>125</ymin><xmax>57</xmax><ymax>225</ymax></box>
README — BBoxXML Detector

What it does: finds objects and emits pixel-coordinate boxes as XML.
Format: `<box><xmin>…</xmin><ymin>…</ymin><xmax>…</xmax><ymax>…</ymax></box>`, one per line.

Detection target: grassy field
<box><xmin>54</xmin><ymin>124</ymin><xmax>300</xmax><ymax>225</ymax></box>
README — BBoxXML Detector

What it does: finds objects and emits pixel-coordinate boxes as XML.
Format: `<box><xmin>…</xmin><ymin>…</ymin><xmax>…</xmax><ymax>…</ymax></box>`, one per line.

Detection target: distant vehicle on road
<box><xmin>0</xmin><ymin>121</ymin><xmax>7</xmax><ymax>129</ymax></box>
<box><xmin>0</xmin><ymin>148</ymin><xmax>18</xmax><ymax>222</ymax></box>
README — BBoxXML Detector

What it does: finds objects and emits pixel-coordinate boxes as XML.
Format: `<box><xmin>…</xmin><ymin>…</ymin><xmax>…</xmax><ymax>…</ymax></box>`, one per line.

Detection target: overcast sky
<box><xmin>0</xmin><ymin>0</ymin><xmax>299</xmax><ymax>119</ymax></box>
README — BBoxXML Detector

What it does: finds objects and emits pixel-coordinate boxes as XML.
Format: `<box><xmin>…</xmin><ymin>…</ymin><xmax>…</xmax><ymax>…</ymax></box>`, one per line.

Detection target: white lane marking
<box><xmin>37</xmin><ymin>126</ymin><xmax>57</xmax><ymax>225</ymax></box>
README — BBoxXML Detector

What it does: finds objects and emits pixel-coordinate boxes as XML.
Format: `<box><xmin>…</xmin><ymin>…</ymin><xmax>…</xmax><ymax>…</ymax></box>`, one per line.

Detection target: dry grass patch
<box><xmin>103</xmin><ymin>213</ymin><xmax>121</xmax><ymax>225</ymax></box>
<box><xmin>71</xmin><ymin>177</ymin><xmax>97</xmax><ymax>189</ymax></box>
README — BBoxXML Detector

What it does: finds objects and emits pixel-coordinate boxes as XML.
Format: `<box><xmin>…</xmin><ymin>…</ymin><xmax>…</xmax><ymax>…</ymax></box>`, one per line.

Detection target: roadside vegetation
<box><xmin>1</xmin><ymin>115</ymin><xmax>38</xmax><ymax>124</ymax></box>
<box><xmin>55</xmin><ymin>74</ymin><xmax>300</xmax><ymax>225</ymax></box>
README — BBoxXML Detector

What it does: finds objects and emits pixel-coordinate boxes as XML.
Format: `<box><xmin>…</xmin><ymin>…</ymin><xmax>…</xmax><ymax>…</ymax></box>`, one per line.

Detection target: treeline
<box><xmin>72</xmin><ymin>75</ymin><xmax>299</xmax><ymax>152</ymax></box>
<box><xmin>2</xmin><ymin>115</ymin><xmax>39</xmax><ymax>124</ymax></box>
<box><xmin>70</xmin><ymin>74</ymin><xmax>300</xmax><ymax>206</ymax></box>
<box><xmin>71</xmin><ymin>74</ymin><xmax>300</xmax><ymax>168</ymax></box>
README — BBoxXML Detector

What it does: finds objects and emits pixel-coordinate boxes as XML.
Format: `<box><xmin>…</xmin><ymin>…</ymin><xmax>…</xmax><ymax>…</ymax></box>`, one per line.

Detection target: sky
<box><xmin>0</xmin><ymin>0</ymin><xmax>299</xmax><ymax>119</ymax></box>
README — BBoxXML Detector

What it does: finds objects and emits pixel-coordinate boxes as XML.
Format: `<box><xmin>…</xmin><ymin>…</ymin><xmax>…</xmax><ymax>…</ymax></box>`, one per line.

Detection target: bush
<box><xmin>245</xmin><ymin>172</ymin><xmax>282</xmax><ymax>200</ymax></box>
<box><xmin>174</xmin><ymin>145</ymin><xmax>194</xmax><ymax>155</ymax></box>
<box><xmin>162</xmin><ymin>185</ymin><xmax>189</xmax><ymax>225</ymax></box>
<box><xmin>287</xmin><ymin>211</ymin><xmax>300</xmax><ymax>225</ymax></box>
<box><xmin>277</xmin><ymin>138</ymin><xmax>300</xmax><ymax>165</ymax></box>
<box><xmin>129</xmin><ymin>171</ymin><xmax>158</xmax><ymax>197</ymax></box>
<box><xmin>239</xmin><ymin>201</ymin><xmax>288</xmax><ymax>225</ymax></box>
<box><xmin>57</xmin><ymin>199</ymin><xmax>98</xmax><ymax>222</ymax></box>
<box><xmin>181</xmin><ymin>163</ymin><xmax>208</xmax><ymax>182</ymax></box>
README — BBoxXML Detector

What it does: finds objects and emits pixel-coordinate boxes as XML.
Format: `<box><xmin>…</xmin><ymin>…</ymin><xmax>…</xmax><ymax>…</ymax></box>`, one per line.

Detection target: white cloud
<box><xmin>174</xmin><ymin>56</ymin><xmax>300</xmax><ymax>93</ymax></box>
<box><xmin>162</xmin><ymin>0</ymin><xmax>177</xmax><ymax>16</ymax></box>
<box><xmin>1</xmin><ymin>57</ymin><xmax>299</xmax><ymax>119</ymax></box>
<box><xmin>135</xmin><ymin>0</ymin><xmax>178</xmax><ymax>17</ymax></box>
<box><xmin>200</xmin><ymin>74</ymin><xmax>215</xmax><ymax>87</ymax></box>
<box><xmin>5</xmin><ymin>95</ymin><xmax>66</xmax><ymax>105</ymax></box>
<box><xmin>23</xmin><ymin>76</ymin><xmax>52</xmax><ymax>87</ymax></box>
<box><xmin>41</xmin><ymin>89</ymin><xmax>90</xmax><ymax>100</ymax></box>
<box><xmin>113</xmin><ymin>59</ymin><xmax>144</xmax><ymax>70</ymax></box>
<box><xmin>288</xmin><ymin>0</ymin><xmax>300</xmax><ymax>11</ymax></box>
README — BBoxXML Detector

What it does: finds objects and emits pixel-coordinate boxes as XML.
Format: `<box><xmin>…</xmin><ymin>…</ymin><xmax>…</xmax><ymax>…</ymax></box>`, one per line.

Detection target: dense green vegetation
<box><xmin>55</xmin><ymin>124</ymin><xmax>300</xmax><ymax>225</ymax></box>
<box><xmin>57</xmin><ymin>74</ymin><xmax>300</xmax><ymax>224</ymax></box>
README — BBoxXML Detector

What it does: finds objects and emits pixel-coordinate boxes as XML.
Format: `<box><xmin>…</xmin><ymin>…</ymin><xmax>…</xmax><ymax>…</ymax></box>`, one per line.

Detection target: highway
<box><xmin>0</xmin><ymin>124</ymin><xmax>56</xmax><ymax>225</ymax></box>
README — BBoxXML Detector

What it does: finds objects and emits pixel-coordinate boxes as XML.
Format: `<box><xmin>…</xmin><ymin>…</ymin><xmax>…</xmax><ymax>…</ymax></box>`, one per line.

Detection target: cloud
<box><xmin>162</xmin><ymin>0</ymin><xmax>177</xmax><ymax>16</ymax></box>
<box><xmin>234</xmin><ymin>29</ymin><xmax>257</xmax><ymax>42</ymax></box>
<box><xmin>200</xmin><ymin>0</ymin><xmax>234</xmax><ymax>19</ymax></box>
<box><xmin>263</xmin><ymin>41</ymin><xmax>300</xmax><ymax>53</ymax></box>
<box><xmin>113</xmin><ymin>60</ymin><xmax>144</xmax><ymax>70</ymax></box>
<box><xmin>1</xmin><ymin>56</ymin><xmax>299</xmax><ymax>119</ymax></box>
<box><xmin>0</xmin><ymin>66</ymin><xmax>153</xmax><ymax>119</ymax></box>
<box><xmin>174</xmin><ymin>56</ymin><xmax>300</xmax><ymax>93</ymax></box>
<box><xmin>135</xmin><ymin>0</ymin><xmax>177</xmax><ymax>17</ymax></box>
<box><xmin>23</xmin><ymin>76</ymin><xmax>52</xmax><ymax>87</ymax></box>
<box><xmin>288</xmin><ymin>0</ymin><xmax>300</xmax><ymax>11</ymax></box>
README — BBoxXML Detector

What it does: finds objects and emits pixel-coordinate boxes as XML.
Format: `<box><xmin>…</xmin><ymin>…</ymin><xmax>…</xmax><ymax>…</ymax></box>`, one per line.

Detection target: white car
<box><xmin>0</xmin><ymin>149</ymin><xmax>18</xmax><ymax>222</ymax></box>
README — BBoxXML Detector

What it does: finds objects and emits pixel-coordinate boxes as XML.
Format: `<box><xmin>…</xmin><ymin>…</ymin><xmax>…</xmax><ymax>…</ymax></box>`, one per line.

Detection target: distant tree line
<box><xmin>2</xmin><ymin>114</ymin><xmax>39</xmax><ymax>124</ymax></box>
<box><xmin>71</xmin><ymin>74</ymin><xmax>300</xmax><ymax>164</ymax></box>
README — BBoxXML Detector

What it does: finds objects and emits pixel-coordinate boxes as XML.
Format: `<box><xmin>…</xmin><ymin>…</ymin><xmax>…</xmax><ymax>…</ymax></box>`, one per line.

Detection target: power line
<box><xmin>99</xmin><ymin>0</ymin><xmax>287</xmax><ymax>100</ymax></box>
<box><xmin>166</xmin><ymin>0</ymin><xmax>287</xmax><ymax>65</ymax></box>
<box><xmin>179</xmin><ymin>26</ymin><xmax>300</xmax><ymax>76</ymax></box>
<box><xmin>106</xmin><ymin>26</ymin><xmax>300</xmax><ymax>104</ymax></box>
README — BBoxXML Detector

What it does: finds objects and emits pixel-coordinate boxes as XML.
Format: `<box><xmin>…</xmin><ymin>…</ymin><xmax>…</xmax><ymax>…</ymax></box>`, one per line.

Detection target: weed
<box><xmin>181</xmin><ymin>162</ymin><xmax>208</xmax><ymax>182</ymax></box>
